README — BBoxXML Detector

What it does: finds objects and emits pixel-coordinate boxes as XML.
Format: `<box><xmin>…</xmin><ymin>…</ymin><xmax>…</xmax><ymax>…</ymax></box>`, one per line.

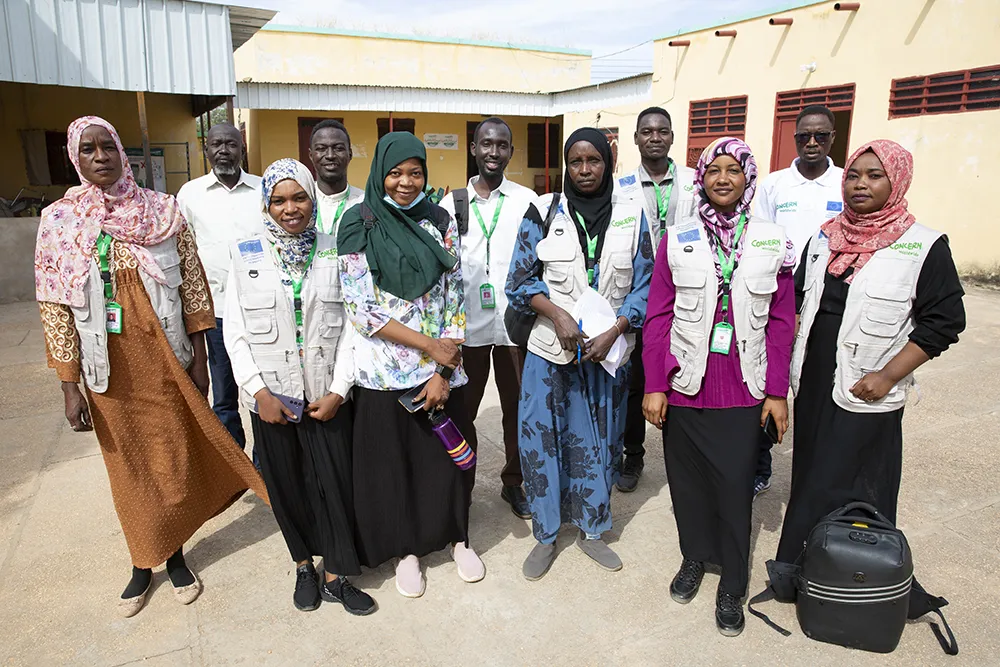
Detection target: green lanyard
<box><xmin>716</xmin><ymin>212</ymin><xmax>748</xmax><ymax>317</ymax></box>
<box><xmin>651</xmin><ymin>162</ymin><xmax>677</xmax><ymax>239</ymax></box>
<box><xmin>317</xmin><ymin>198</ymin><xmax>348</xmax><ymax>236</ymax></box>
<box><xmin>574</xmin><ymin>212</ymin><xmax>599</xmax><ymax>285</ymax></box>
<box><xmin>290</xmin><ymin>241</ymin><xmax>319</xmax><ymax>347</ymax></box>
<box><xmin>96</xmin><ymin>232</ymin><xmax>114</xmax><ymax>300</ymax></box>
<box><xmin>471</xmin><ymin>193</ymin><xmax>505</xmax><ymax>277</ymax></box>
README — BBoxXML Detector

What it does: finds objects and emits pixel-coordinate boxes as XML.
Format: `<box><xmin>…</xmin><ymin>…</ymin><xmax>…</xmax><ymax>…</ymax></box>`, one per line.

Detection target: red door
<box><xmin>297</xmin><ymin>117</ymin><xmax>344</xmax><ymax>177</ymax></box>
<box><xmin>770</xmin><ymin>85</ymin><xmax>855</xmax><ymax>171</ymax></box>
<box><xmin>771</xmin><ymin>117</ymin><xmax>798</xmax><ymax>172</ymax></box>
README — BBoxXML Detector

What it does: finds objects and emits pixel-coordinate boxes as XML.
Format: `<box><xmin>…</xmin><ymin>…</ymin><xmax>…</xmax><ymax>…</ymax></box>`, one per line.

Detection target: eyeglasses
<box><xmin>794</xmin><ymin>131</ymin><xmax>832</xmax><ymax>146</ymax></box>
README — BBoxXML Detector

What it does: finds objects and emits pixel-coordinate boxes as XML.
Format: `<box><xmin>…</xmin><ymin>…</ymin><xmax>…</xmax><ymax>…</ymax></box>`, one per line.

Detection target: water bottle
<box><xmin>428</xmin><ymin>410</ymin><xmax>476</xmax><ymax>470</ymax></box>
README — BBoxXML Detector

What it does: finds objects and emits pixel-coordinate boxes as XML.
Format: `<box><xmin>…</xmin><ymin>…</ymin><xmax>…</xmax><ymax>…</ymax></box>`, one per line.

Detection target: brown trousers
<box><xmin>461</xmin><ymin>344</ymin><xmax>526</xmax><ymax>487</ymax></box>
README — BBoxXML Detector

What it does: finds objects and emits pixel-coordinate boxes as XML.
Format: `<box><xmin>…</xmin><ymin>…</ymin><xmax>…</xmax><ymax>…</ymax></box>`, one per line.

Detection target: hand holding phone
<box><xmin>255</xmin><ymin>389</ymin><xmax>304</xmax><ymax>424</ymax></box>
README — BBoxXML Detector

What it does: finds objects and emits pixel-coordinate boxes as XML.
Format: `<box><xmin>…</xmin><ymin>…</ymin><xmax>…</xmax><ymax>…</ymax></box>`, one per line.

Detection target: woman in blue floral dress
<box><xmin>338</xmin><ymin>133</ymin><xmax>484</xmax><ymax>598</ymax></box>
<box><xmin>505</xmin><ymin>129</ymin><xmax>653</xmax><ymax>579</ymax></box>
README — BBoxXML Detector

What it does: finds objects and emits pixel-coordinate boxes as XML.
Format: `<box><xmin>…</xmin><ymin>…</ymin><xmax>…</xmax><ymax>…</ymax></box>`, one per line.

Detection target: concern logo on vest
<box><xmin>889</xmin><ymin>241</ymin><xmax>922</xmax><ymax>257</ymax></box>
<box><xmin>751</xmin><ymin>238</ymin><xmax>782</xmax><ymax>252</ymax></box>
<box><xmin>612</xmin><ymin>216</ymin><xmax>637</xmax><ymax>228</ymax></box>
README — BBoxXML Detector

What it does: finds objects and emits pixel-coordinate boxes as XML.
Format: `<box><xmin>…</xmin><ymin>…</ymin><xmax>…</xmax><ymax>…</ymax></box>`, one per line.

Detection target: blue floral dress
<box><xmin>505</xmin><ymin>211</ymin><xmax>653</xmax><ymax>543</ymax></box>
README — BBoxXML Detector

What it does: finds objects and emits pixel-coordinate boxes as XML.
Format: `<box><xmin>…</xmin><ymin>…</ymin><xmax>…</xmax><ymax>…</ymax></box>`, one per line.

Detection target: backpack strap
<box><xmin>543</xmin><ymin>192</ymin><xmax>560</xmax><ymax>234</ymax></box>
<box><xmin>453</xmin><ymin>189</ymin><xmax>470</xmax><ymax>235</ymax></box>
<box><xmin>360</xmin><ymin>202</ymin><xmax>377</xmax><ymax>230</ymax></box>
<box><xmin>909</xmin><ymin>578</ymin><xmax>959</xmax><ymax>655</ymax></box>
<box><xmin>429</xmin><ymin>203</ymin><xmax>452</xmax><ymax>239</ymax></box>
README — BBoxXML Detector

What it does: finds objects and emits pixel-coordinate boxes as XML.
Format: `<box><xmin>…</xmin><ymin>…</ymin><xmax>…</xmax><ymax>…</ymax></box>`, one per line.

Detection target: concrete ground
<box><xmin>1</xmin><ymin>290</ymin><xmax>999</xmax><ymax>667</ymax></box>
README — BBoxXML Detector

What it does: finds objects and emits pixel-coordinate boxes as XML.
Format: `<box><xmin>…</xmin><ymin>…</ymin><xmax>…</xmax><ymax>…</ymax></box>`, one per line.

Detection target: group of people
<box><xmin>34</xmin><ymin>103</ymin><xmax>965</xmax><ymax>637</ymax></box>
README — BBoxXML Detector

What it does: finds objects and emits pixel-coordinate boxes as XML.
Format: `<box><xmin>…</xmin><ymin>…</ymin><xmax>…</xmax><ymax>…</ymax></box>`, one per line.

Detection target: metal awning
<box><xmin>235</xmin><ymin>73</ymin><xmax>652</xmax><ymax>117</ymax></box>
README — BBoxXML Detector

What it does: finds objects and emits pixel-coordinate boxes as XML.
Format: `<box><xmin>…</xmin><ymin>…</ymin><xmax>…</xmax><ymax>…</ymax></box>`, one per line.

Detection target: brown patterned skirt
<box><xmin>87</xmin><ymin>267</ymin><xmax>268</xmax><ymax>568</ymax></box>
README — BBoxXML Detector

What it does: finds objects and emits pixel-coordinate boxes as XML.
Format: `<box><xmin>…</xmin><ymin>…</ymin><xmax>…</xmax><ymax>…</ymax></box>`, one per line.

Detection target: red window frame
<box><xmin>687</xmin><ymin>95</ymin><xmax>747</xmax><ymax>168</ymax></box>
<box><xmin>889</xmin><ymin>65</ymin><xmax>1000</xmax><ymax>118</ymax></box>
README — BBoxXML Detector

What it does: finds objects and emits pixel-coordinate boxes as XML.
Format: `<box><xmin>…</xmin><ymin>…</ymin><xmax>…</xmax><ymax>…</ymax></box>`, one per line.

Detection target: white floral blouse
<box><xmin>339</xmin><ymin>214</ymin><xmax>468</xmax><ymax>391</ymax></box>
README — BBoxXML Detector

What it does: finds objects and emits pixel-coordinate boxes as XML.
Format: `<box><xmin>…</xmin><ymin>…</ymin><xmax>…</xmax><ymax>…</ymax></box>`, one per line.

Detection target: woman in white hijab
<box><xmin>223</xmin><ymin>159</ymin><xmax>376</xmax><ymax>616</ymax></box>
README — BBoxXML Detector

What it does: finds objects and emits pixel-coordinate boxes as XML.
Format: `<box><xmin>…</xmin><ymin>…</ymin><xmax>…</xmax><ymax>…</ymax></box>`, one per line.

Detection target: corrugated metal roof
<box><xmin>235</xmin><ymin>74</ymin><xmax>652</xmax><ymax>117</ymax></box>
<box><xmin>0</xmin><ymin>0</ymin><xmax>272</xmax><ymax>95</ymax></box>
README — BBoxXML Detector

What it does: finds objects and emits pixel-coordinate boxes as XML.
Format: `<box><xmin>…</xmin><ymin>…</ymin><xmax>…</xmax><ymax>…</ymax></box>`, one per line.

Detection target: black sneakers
<box><xmin>616</xmin><ymin>455</ymin><xmax>645</xmax><ymax>493</ymax></box>
<box><xmin>715</xmin><ymin>588</ymin><xmax>745</xmax><ymax>637</ymax></box>
<box><xmin>669</xmin><ymin>558</ymin><xmax>705</xmax><ymax>604</ymax></box>
<box><xmin>753</xmin><ymin>475</ymin><xmax>772</xmax><ymax>499</ymax></box>
<box><xmin>321</xmin><ymin>577</ymin><xmax>377</xmax><ymax>616</ymax></box>
<box><xmin>294</xmin><ymin>563</ymin><xmax>320</xmax><ymax>612</ymax></box>
<box><xmin>500</xmin><ymin>485</ymin><xmax>532</xmax><ymax>520</ymax></box>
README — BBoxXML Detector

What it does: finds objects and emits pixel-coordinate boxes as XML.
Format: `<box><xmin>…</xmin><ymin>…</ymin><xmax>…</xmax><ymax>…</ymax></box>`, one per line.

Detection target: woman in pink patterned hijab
<box><xmin>34</xmin><ymin>116</ymin><xmax>185</xmax><ymax>307</ymax></box>
<box><xmin>821</xmin><ymin>140</ymin><xmax>917</xmax><ymax>283</ymax></box>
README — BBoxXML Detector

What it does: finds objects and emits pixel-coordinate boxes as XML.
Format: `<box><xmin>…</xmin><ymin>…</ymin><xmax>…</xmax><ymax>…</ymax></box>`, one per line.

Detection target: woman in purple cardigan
<box><xmin>641</xmin><ymin>138</ymin><xmax>796</xmax><ymax>637</ymax></box>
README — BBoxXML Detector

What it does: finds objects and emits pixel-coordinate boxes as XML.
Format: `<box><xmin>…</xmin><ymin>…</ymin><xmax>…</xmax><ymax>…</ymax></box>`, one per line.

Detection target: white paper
<box><xmin>571</xmin><ymin>288</ymin><xmax>627</xmax><ymax>377</ymax></box>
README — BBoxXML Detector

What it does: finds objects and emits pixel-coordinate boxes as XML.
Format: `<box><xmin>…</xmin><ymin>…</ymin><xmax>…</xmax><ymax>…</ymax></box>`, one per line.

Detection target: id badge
<box><xmin>709</xmin><ymin>321</ymin><xmax>733</xmax><ymax>355</ymax></box>
<box><xmin>105</xmin><ymin>302</ymin><xmax>123</xmax><ymax>334</ymax></box>
<box><xmin>479</xmin><ymin>283</ymin><xmax>496</xmax><ymax>309</ymax></box>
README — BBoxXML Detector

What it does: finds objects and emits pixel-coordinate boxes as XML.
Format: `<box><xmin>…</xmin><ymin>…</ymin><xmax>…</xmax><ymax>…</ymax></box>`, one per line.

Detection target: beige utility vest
<box><xmin>527</xmin><ymin>193</ymin><xmax>643</xmax><ymax>365</ymax></box>
<box><xmin>665</xmin><ymin>216</ymin><xmax>786</xmax><ymax>399</ymax></box>
<box><xmin>791</xmin><ymin>223</ymin><xmax>941</xmax><ymax>413</ymax></box>
<box><xmin>71</xmin><ymin>238</ymin><xmax>193</xmax><ymax>393</ymax></box>
<box><xmin>229</xmin><ymin>234</ymin><xmax>347</xmax><ymax>412</ymax></box>
<box><xmin>614</xmin><ymin>165</ymin><xmax>697</xmax><ymax>255</ymax></box>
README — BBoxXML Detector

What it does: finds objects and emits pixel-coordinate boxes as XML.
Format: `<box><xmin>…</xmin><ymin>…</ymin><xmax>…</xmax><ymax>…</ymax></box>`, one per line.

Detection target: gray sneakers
<box><xmin>575</xmin><ymin>533</ymin><xmax>623</xmax><ymax>571</ymax></box>
<box><xmin>522</xmin><ymin>542</ymin><xmax>557</xmax><ymax>581</ymax></box>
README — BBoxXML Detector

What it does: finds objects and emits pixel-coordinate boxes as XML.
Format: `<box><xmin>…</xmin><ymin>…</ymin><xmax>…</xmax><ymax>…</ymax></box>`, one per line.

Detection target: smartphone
<box><xmin>763</xmin><ymin>413</ymin><xmax>779</xmax><ymax>445</ymax></box>
<box><xmin>398</xmin><ymin>381</ymin><xmax>428</xmax><ymax>413</ymax></box>
<box><xmin>255</xmin><ymin>393</ymin><xmax>305</xmax><ymax>423</ymax></box>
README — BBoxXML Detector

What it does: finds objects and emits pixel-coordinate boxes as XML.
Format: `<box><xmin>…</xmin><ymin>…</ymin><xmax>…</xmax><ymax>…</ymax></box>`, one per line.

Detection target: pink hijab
<box><xmin>821</xmin><ymin>140</ymin><xmax>917</xmax><ymax>283</ymax></box>
<box><xmin>34</xmin><ymin>116</ymin><xmax>186</xmax><ymax>308</ymax></box>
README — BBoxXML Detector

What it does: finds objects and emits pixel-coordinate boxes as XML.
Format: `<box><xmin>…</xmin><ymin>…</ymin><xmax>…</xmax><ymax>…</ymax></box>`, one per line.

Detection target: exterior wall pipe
<box><xmin>834</xmin><ymin>3</ymin><xmax>860</xmax><ymax>10</ymax></box>
<box><xmin>769</xmin><ymin>18</ymin><xmax>794</xmax><ymax>25</ymax></box>
<box><xmin>715</xmin><ymin>30</ymin><xmax>737</xmax><ymax>37</ymax></box>
<box><xmin>668</xmin><ymin>40</ymin><xmax>691</xmax><ymax>47</ymax></box>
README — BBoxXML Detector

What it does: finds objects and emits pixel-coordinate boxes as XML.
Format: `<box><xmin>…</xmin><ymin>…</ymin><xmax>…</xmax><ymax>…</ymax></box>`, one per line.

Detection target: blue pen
<box><xmin>577</xmin><ymin>318</ymin><xmax>584</xmax><ymax>364</ymax></box>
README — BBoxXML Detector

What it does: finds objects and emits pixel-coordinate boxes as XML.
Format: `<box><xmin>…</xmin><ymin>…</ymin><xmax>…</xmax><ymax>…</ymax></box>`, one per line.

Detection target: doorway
<box><xmin>466</xmin><ymin>121</ymin><xmax>478</xmax><ymax>181</ymax></box>
<box><xmin>770</xmin><ymin>84</ymin><xmax>855</xmax><ymax>171</ymax></box>
<box><xmin>297</xmin><ymin>116</ymin><xmax>344</xmax><ymax>177</ymax></box>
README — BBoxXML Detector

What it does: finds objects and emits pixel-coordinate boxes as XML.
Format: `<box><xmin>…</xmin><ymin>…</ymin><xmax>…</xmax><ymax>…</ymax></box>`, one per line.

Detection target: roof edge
<box><xmin>654</xmin><ymin>0</ymin><xmax>829</xmax><ymax>41</ymax></box>
<box><xmin>259</xmin><ymin>24</ymin><xmax>591</xmax><ymax>56</ymax></box>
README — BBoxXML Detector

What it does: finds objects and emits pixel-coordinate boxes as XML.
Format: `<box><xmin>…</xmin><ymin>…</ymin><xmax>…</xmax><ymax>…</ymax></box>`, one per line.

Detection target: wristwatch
<box><xmin>436</xmin><ymin>365</ymin><xmax>454</xmax><ymax>380</ymax></box>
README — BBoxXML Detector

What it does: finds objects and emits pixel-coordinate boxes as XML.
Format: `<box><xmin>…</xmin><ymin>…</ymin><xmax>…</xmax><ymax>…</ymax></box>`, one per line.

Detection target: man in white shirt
<box><xmin>439</xmin><ymin>117</ymin><xmax>537</xmax><ymax>520</ymax></box>
<box><xmin>752</xmin><ymin>104</ymin><xmax>844</xmax><ymax>497</ymax></box>
<box><xmin>177</xmin><ymin>123</ymin><xmax>263</xmax><ymax>459</ymax></box>
<box><xmin>613</xmin><ymin>107</ymin><xmax>696</xmax><ymax>494</ymax></box>
<box><xmin>308</xmin><ymin>119</ymin><xmax>364</xmax><ymax>239</ymax></box>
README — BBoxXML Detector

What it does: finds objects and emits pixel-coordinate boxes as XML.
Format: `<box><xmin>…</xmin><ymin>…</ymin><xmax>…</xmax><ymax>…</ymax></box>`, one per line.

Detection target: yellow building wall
<box><xmin>235</xmin><ymin>28</ymin><xmax>591</xmax><ymax>93</ymax></box>
<box><xmin>248</xmin><ymin>109</ymin><xmax>563</xmax><ymax>194</ymax></box>
<box><xmin>0</xmin><ymin>82</ymin><xmax>204</xmax><ymax>200</ymax></box>
<box><xmin>567</xmin><ymin>0</ymin><xmax>1000</xmax><ymax>271</ymax></box>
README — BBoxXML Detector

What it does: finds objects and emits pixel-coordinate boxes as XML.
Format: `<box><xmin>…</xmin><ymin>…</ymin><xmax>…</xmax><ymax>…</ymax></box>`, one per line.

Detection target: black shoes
<box><xmin>501</xmin><ymin>485</ymin><xmax>532</xmax><ymax>519</ymax></box>
<box><xmin>616</xmin><ymin>455</ymin><xmax>644</xmax><ymax>493</ymax></box>
<box><xmin>669</xmin><ymin>558</ymin><xmax>705</xmax><ymax>604</ymax></box>
<box><xmin>321</xmin><ymin>576</ymin><xmax>377</xmax><ymax>616</ymax></box>
<box><xmin>294</xmin><ymin>563</ymin><xmax>320</xmax><ymax>611</ymax></box>
<box><xmin>715</xmin><ymin>587</ymin><xmax>745</xmax><ymax>637</ymax></box>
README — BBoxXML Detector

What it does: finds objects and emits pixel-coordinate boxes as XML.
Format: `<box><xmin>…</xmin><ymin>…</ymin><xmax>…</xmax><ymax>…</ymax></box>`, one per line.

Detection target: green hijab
<box><xmin>338</xmin><ymin>132</ymin><xmax>457</xmax><ymax>301</ymax></box>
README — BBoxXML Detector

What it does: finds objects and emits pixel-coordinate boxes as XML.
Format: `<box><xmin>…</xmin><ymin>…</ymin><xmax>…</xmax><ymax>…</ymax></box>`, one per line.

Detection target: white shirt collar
<box><xmin>468</xmin><ymin>175</ymin><xmax>515</xmax><ymax>201</ymax></box>
<box><xmin>208</xmin><ymin>168</ymin><xmax>255</xmax><ymax>192</ymax></box>
<box><xmin>317</xmin><ymin>183</ymin><xmax>351</xmax><ymax>202</ymax></box>
<box><xmin>789</xmin><ymin>157</ymin><xmax>839</xmax><ymax>186</ymax></box>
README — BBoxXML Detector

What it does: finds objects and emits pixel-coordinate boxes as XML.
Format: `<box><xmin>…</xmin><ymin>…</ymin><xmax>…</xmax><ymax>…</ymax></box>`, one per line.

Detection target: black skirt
<box><xmin>251</xmin><ymin>407</ymin><xmax>361</xmax><ymax>576</ymax></box>
<box><xmin>664</xmin><ymin>403</ymin><xmax>761</xmax><ymax>597</ymax></box>
<box><xmin>776</xmin><ymin>294</ymin><xmax>903</xmax><ymax>564</ymax></box>
<box><xmin>352</xmin><ymin>385</ymin><xmax>475</xmax><ymax>568</ymax></box>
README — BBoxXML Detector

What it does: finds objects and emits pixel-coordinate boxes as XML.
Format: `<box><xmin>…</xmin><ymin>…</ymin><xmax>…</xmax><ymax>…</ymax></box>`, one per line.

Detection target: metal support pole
<box><xmin>136</xmin><ymin>91</ymin><xmax>155</xmax><ymax>190</ymax></box>
<box><xmin>544</xmin><ymin>118</ymin><xmax>550</xmax><ymax>194</ymax></box>
<box><xmin>389</xmin><ymin>110</ymin><xmax>394</xmax><ymax>133</ymax></box>
<box><xmin>226</xmin><ymin>98</ymin><xmax>234</xmax><ymax>125</ymax></box>
<box><xmin>201</xmin><ymin>112</ymin><xmax>209</xmax><ymax>175</ymax></box>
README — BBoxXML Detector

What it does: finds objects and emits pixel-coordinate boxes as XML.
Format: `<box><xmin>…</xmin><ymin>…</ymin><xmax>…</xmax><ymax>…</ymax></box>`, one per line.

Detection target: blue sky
<box><xmin>236</xmin><ymin>0</ymin><xmax>796</xmax><ymax>82</ymax></box>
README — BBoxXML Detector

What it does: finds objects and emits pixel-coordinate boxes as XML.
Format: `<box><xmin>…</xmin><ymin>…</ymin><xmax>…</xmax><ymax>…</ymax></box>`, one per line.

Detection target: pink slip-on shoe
<box><xmin>451</xmin><ymin>543</ymin><xmax>485</xmax><ymax>583</ymax></box>
<box><xmin>395</xmin><ymin>555</ymin><xmax>425</xmax><ymax>598</ymax></box>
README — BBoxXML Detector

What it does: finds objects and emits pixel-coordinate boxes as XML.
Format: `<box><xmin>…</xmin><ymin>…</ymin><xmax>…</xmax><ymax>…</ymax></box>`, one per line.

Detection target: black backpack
<box><xmin>750</xmin><ymin>501</ymin><xmax>957</xmax><ymax>655</ymax></box>
<box><xmin>359</xmin><ymin>201</ymin><xmax>452</xmax><ymax>239</ymax></box>
<box><xmin>453</xmin><ymin>188</ymin><xmax>470</xmax><ymax>235</ymax></box>
<box><xmin>503</xmin><ymin>193</ymin><xmax>560</xmax><ymax>348</ymax></box>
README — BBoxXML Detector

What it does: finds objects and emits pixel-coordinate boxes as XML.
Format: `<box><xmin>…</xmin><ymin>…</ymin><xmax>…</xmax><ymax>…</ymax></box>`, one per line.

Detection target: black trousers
<box><xmin>664</xmin><ymin>404</ymin><xmax>760</xmax><ymax>597</ymax></box>
<box><xmin>624</xmin><ymin>330</ymin><xmax>647</xmax><ymax>458</ymax></box>
<box><xmin>252</xmin><ymin>407</ymin><xmax>361</xmax><ymax>576</ymax></box>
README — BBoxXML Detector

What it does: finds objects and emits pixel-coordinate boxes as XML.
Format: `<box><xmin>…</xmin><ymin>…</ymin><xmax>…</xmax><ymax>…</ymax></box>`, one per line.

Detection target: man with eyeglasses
<box><xmin>752</xmin><ymin>104</ymin><xmax>843</xmax><ymax>498</ymax></box>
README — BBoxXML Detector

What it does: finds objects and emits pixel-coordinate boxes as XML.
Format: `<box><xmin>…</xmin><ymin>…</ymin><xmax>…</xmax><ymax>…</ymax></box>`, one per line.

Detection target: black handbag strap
<box><xmin>747</xmin><ymin>586</ymin><xmax>792</xmax><ymax>637</ymax></box>
<box><xmin>453</xmin><ymin>188</ymin><xmax>470</xmax><ymax>235</ymax></box>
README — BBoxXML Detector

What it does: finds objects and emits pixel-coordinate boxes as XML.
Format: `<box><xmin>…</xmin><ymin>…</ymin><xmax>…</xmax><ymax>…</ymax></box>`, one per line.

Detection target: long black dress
<box><xmin>775</xmin><ymin>238</ymin><xmax>966</xmax><ymax>564</ymax></box>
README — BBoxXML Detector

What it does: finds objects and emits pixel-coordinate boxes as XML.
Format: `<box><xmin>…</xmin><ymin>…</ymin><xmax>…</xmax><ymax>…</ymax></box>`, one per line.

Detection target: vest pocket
<box><xmin>673</xmin><ymin>269</ymin><xmax>706</xmax><ymax>323</ymax></box>
<box><xmin>159</xmin><ymin>254</ymin><xmax>183</xmax><ymax>290</ymax></box>
<box><xmin>80</xmin><ymin>331</ymin><xmax>108</xmax><ymax>389</ymax></box>
<box><xmin>746</xmin><ymin>275</ymin><xmax>778</xmax><ymax>330</ymax></box>
<box><xmin>241</xmin><ymin>291</ymin><xmax>278</xmax><ymax>344</ymax></box>
<box><xmin>611</xmin><ymin>254</ymin><xmax>633</xmax><ymax>300</ymax></box>
<box><xmin>317</xmin><ymin>287</ymin><xmax>345</xmax><ymax>339</ymax></box>
<box><xmin>861</xmin><ymin>282</ymin><xmax>910</xmax><ymax>338</ymax></box>
<box><xmin>308</xmin><ymin>345</ymin><xmax>337</xmax><ymax>399</ymax></box>
<box><xmin>545</xmin><ymin>264</ymin><xmax>574</xmax><ymax>294</ymax></box>
<box><xmin>840</xmin><ymin>341</ymin><xmax>904</xmax><ymax>406</ymax></box>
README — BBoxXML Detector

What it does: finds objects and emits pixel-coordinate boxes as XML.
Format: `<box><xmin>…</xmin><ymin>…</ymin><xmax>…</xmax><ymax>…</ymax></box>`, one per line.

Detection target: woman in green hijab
<box><xmin>338</xmin><ymin>132</ymin><xmax>485</xmax><ymax>598</ymax></box>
